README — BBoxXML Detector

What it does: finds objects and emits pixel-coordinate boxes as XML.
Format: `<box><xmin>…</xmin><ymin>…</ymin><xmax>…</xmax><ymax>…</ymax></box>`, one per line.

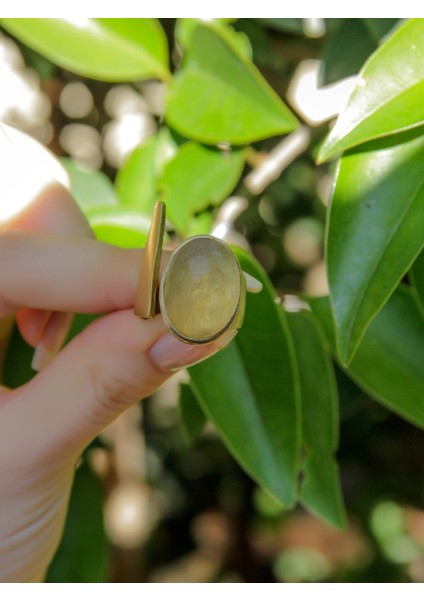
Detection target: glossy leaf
<box><xmin>321</xmin><ymin>19</ymin><xmax>394</xmax><ymax>85</ymax></box>
<box><xmin>88</xmin><ymin>206</ymin><xmax>150</xmax><ymax>248</ymax></box>
<box><xmin>115</xmin><ymin>137</ymin><xmax>159</xmax><ymax>216</ymax></box>
<box><xmin>309</xmin><ymin>288</ymin><xmax>424</xmax><ymax>429</ymax></box>
<box><xmin>321</xmin><ymin>19</ymin><xmax>399</xmax><ymax>86</ymax></box>
<box><xmin>22</xmin><ymin>45</ymin><xmax>56</xmax><ymax>79</ymax></box>
<box><xmin>410</xmin><ymin>250</ymin><xmax>424</xmax><ymax>311</ymax></box>
<box><xmin>363</xmin><ymin>18</ymin><xmax>400</xmax><ymax>41</ymax></box>
<box><xmin>286</xmin><ymin>311</ymin><xmax>346</xmax><ymax>529</ymax></box>
<box><xmin>189</xmin><ymin>248</ymin><xmax>301</xmax><ymax>507</ymax></box>
<box><xmin>176</xmin><ymin>18</ymin><xmax>252</xmax><ymax>58</ymax></box>
<box><xmin>158</xmin><ymin>142</ymin><xmax>245</xmax><ymax>234</ymax></box>
<box><xmin>62</xmin><ymin>160</ymin><xmax>151</xmax><ymax>248</ymax></box>
<box><xmin>186</xmin><ymin>212</ymin><xmax>214</xmax><ymax>237</ymax></box>
<box><xmin>233</xmin><ymin>20</ymin><xmax>276</xmax><ymax>69</ymax></box>
<box><xmin>1</xmin><ymin>18</ymin><xmax>170</xmax><ymax>81</ymax></box>
<box><xmin>179</xmin><ymin>383</ymin><xmax>207</xmax><ymax>444</ymax></box>
<box><xmin>62</xmin><ymin>158</ymin><xmax>118</xmax><ymax>216</ymax></box>
<box><xmin>327</xmin><ymin>130</ymin><xmax>424</xmax><ymax>365</ymax></box>
<box><xmin>46</xmin><ymin>461</ymin><xmax>109</xmax><ymax>582</ymax></box>
<box><xmin>319</xmin><ymin>19</ymin><xmax>424</xmax><ymax>162</ymax></box>
<box><xmin>115</xmin><ymin>130</ymin><xmax>177</xmax><ymax>216</ymax></box>
<box><xmin>166</xmin><ymin>24</ymin><xmax>299</xmax><ymax>144</ymax></box>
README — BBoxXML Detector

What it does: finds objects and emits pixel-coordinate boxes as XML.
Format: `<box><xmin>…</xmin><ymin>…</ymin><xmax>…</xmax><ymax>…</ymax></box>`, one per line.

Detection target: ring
<box><xmin>134</xmin><ymin>201</ymin><xmax>261</xmax><ymax>345</ymax></box>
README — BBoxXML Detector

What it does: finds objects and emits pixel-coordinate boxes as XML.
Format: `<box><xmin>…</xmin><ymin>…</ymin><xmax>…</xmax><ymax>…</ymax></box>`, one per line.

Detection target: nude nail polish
<box><xmin>149</xmin><ymin>329</ymin><xmax>237</xmax><ymax>372</ymax></box>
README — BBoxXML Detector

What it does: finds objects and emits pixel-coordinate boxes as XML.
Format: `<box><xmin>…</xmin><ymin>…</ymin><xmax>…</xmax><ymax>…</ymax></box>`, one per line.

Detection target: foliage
<box><xmin>2</xmin><ymin>17</ymin><xmax>424</xmax><ymax>582</ymax></box>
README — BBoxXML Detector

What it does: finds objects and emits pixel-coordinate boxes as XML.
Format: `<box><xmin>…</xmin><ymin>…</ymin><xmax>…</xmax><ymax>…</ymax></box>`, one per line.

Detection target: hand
<box><xmin>0</xmin><ymin>125</ymin><xmax>231</xmax><ymax>582</ymax></box>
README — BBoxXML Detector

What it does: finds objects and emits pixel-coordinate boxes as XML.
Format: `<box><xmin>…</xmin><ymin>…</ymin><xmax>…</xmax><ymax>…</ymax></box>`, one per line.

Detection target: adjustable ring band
<box><xmin>134</xmin><ymin>201</ymin><xmax>165</xmax><ymax>319</ymax></box>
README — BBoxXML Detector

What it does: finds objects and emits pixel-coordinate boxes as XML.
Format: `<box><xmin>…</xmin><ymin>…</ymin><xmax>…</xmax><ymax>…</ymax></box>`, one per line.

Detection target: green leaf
<box><xmin>233</xmin><ymin>20</ymin><xmax>276</xmax><ymax>70</ymax></box>
<box><xmin>158</xmin><ymin>142</ymin><xmax>245</xmax><ymax>234</ymax></box>
<box><xmin>318</xmin><ymin>19</ymin><xmax>424</xmax><ymax>162</ymax></box>
<box><xmin>165</xmin><ymin>24</ymin><xmax>299</xmax><ymax>144</ymax></box>
<box><xmin>178</xmin><ymin>383</ymin><xmax>207</xmax><ymax>444</ymax></box>
<box><xmin>4</xmin><ymin>324</ymin><xmax>34</xmax><ymax>388</ymax></box>
<box><xmin>188</xmin><ymin>248</ymin><xmax>301</xmax><ymax>507</ymax></box>
<box><xmin>1</xmin><ymin>18</ymin><xmax>170</xmax><ymax>81</ymax></box>
<box><xmin>64</xmin><ymin>157</ymin><xmax>152</xmax><ymax>247</ymax></box>
<box><xmin>4</xmin><ymin>314</ymin><xmax>99</xmax><ymax>388</ymax></box>
<box><xmin>186</xmin><ymin>211</ymin><xmax>213</xmax><ymax>237</ymax></box>
<box><xmin>115</xmin><ymin>130</ymin><xmax>177</xmax><ymax>216</ymax></box>
<box><xmin>308</xmin><ymin>288</ymin><xmax>424</xmax><ymax>429</ymax></box>
<box><xmin>362</xmin><ymin>18</ymin><xmax>400</xmax><ymax>41</ymax></box>
<box><xmin>46</xmin><ymin>460</ymin><xmax>109</xmax><ymax>582</ymax></box>
<box><xmin>410</xmin><ymin>250</ymin><xmax>424</xmax><ymax>310</ymax></box>
<box><xmin>88</xmin><ymin>206</ymin><xmax>150</xmax><ymax>248</ymax></box>
<box><xmin>20</xmin><ymin>45</ymin><xmax>56</xmax><ymax>79</ymax></box>
<box><xmin>62</xmin><ymin>158</ymin><xmax>118</xmax><ymax>217</ymax></box>
<box><xmin>286</xmin><ymin>310</ymin><xmax>346</xmax><ymax>529</ymax></box>
<box><xmin>115</xmin><ymin>137</ymin><xmax>159</xmax><ymax>216</ymax></box>
<box><xmin>255</xmin><ymin>19</ymin><xmax>305</xmax><ymax>35</ymax></box>
<box><xmin>326</xmin><ymin>130</ymin><xmax>424</xmax><ymax>365</ymax></box>
<box><xmin>176</xmin><ymin>18</ymin><xmax>252</xmax><ymax>58</ymax></box>
<box><xmin>321</xmin><ymin>19</ymin><xmax>380</xmax><ymax>85</ymax></box>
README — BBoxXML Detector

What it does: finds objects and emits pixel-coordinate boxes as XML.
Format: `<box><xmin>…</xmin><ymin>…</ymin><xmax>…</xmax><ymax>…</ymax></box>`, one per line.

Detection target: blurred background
<box><xmin>2</xmin><ymin>18</ymin><xmax>424</xmax><ymax>582</ymax></box>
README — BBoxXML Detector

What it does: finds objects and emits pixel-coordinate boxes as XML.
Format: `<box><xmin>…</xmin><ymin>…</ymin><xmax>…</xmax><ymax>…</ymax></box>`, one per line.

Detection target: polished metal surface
<box><xmin>134</xmin><ymin>201</ymin><xmax>166</xmax><ymax>319</ymax></box>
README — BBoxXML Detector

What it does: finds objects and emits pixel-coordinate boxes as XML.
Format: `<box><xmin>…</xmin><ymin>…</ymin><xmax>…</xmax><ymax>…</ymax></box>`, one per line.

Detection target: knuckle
<box><xmin>85</xmin><ymin>362</ymin><xmax>142</xmax><ymax>429</ymax></box>
<box><xmin>83</xmin><ymin>351</ymin><xmax>166</xmax><ymax>430</ymax></box>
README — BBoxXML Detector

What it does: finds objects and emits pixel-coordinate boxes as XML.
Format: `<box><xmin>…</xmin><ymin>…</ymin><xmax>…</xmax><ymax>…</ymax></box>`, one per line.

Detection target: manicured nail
<box><xmin>149</xmin><ymin>329</ymin><xmax>237</xmax><ymax>372</ymax></box>
<box><xmin>31</xmin><ymin>312</ymin><xmax>73</xmax><ymax>372</ymax></box>
<box><xmin>244</xmin><ymin>272</ymin><xmax>263</xmax><ymax>293</ymax></box>
<box><xmin>31</xmin><ymin>343</ymin><xmax>56</xmax><ymax>372</ymax></box>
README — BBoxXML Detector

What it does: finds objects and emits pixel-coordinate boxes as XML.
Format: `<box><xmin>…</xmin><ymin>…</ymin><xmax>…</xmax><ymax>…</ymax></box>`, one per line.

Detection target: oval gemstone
<box><xmin>160</xmin><ymin>236</ymin><xmax>241</xmax><ymax>343</ymax></box>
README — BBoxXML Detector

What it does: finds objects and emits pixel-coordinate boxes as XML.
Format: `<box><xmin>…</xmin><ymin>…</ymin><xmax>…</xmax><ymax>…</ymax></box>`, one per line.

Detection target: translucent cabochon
<box><xmin>160</xmin><ymin>236</ymin><xmax>242</xmax><ymax>343</ymax></box>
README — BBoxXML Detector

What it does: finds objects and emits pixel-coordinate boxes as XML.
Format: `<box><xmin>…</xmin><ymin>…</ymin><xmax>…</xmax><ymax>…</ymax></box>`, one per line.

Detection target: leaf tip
<box><xmin>335</xmin><ymin>334</ymin><xmax>358</xmax><ymax>368</ymax></box>
<box><xmin>316</xmin><ymin>135</ymin><xmax>338</xmax><ymax>165</ymax></box>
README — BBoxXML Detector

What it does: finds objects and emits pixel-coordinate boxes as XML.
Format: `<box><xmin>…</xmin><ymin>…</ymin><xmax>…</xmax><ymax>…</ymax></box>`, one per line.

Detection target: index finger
<box><xmin>0</xmin><ymin>231</ymin><xmax>151</xmax><ymax>316</ymax></box>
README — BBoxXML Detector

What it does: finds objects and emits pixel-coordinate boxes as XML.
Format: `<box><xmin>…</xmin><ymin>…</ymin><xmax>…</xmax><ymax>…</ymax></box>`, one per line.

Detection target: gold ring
<box><xmin>135</xmin><ymin>201</ymin><xmax>259</xmax><ymax>345</ymax></box>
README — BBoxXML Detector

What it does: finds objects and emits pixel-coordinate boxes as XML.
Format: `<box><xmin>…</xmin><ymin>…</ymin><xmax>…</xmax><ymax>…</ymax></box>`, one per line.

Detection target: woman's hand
<box><xmin>0</xmin><ymin>125</ymin><xmax>230</xmax><ymax>582</ymax></box>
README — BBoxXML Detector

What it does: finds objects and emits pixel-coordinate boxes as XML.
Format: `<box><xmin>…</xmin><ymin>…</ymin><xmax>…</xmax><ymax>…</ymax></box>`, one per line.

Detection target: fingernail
<box><xmin>149</xmin><ymin>329</ymin><xmax>237</xmax><ymax>372</ymax></box>
<box><xmin>244</xmin><ymin>272</ymin><xmax>263</xmax><ymax>293</ymax></box>
<box><xmin>31</xmin><ymin>343</ymin><xmax>56</xmax><ymax>372</ymax></box>
<box><xmin>31</xmin><ymin>312</ymin><xmax>73</xmax><ymax>372</ymax></box>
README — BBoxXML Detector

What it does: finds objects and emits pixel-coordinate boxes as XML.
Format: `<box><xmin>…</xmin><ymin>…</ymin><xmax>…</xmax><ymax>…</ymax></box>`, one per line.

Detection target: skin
<box><xmin>0</xmin><ymin>125</ymin><xmax>231</xmax><ymax>582</ymax></box>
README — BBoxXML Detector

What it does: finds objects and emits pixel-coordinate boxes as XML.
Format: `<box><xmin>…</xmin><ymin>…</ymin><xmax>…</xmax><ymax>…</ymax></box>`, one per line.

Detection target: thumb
<box><xmin>7</xmin><ymin>308</ymin><xmax>232</xmax><ymax>465</ymax></box>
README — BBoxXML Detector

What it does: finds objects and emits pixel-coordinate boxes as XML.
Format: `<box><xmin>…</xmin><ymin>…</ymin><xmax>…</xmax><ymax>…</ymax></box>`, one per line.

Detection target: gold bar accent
<box><xmin>134</xmin><ymin>201</ymin><xmax>166</xmax><ymax>319</ymax></box>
